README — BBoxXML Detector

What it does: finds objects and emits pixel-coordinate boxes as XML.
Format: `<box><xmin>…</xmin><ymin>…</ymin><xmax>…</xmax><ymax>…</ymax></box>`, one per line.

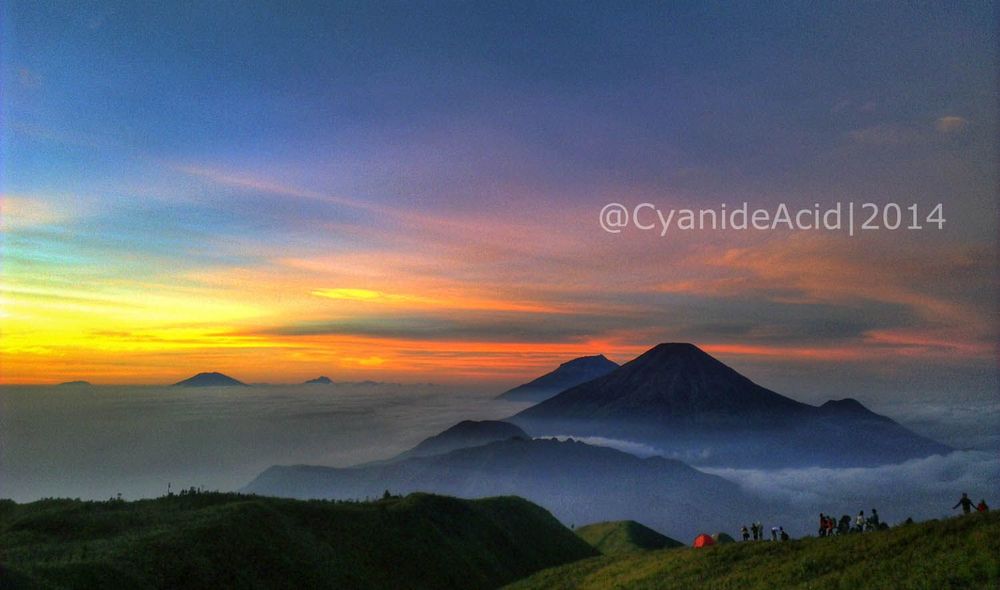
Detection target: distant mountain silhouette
<box><xmin>392</xmin><ymin>420</ymin><xmax>528</xmax><ymax>461</ymax></box>
<box><xmin>243</xmin><ymin>437</ymin><xmax>769</xmax><ymax>541</ymax></box>
<box><xmin>173</xmin><ymin>372</ymin><xmax>246</xmax><ymax>387</ymax></box>
<box><xmin>357</xmin><ymin>420</ymin><xmax>529</xmax><ymax>467</ymax></box>
<box><xmin>499</xmin><ymin>355</ymin><xmax>619</xmax><ymax>402</ymax></box>
<box><xmin>57</xmin><ymin>380</ymin><xmax>91</xmax><ymax>387</ymax></box>
<box><xmin>303</xmin><ymin>376</ymin><xmax>333</xmax><ymax>384</ymax></box>
<box><xmin>511</xmin><ymin>343</ymin><xmax>949</xmax><ymax>467</ymax></box>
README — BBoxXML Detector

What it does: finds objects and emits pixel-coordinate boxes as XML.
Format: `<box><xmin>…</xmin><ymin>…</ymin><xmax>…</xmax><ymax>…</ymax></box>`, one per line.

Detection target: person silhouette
<box><xmin>953</xmin><ymin>493</ymin><xmax>975</xmax><ymax>514</ymax></box>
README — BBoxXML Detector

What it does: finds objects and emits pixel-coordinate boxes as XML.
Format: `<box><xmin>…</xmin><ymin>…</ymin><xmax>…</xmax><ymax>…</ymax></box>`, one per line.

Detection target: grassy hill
<box><xmin>507</xmin><ymin>512</ymin><xmax>1000</xmax><ymax>589</ymax></box>
<box><xmin>0</xmin><ymin>492</ymin><xmax>596</xmax><ymax>590</ymax></box>
<box><xmin>575</xmin><ymin>521</ymin><xmax>682</xmax><ymax>555</ymax></box>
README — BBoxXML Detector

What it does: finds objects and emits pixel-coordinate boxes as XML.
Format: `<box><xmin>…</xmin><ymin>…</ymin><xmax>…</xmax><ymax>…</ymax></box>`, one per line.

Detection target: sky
<box><xmin>1</xmin><ymin>2</ymin><xmax>997</xmax><ymax>401</ymax></box>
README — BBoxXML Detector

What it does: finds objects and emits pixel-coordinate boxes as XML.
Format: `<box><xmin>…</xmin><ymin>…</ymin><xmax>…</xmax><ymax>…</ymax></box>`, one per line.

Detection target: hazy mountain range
<box><xmin>244</xmin><ymin>342</ymin><xmax>949</xmax><ymax>538</ymax></box>
<box><xmin>243</xmin><ymin>435</ymin><xmax>767</xmax><ymax>541</ymax></box>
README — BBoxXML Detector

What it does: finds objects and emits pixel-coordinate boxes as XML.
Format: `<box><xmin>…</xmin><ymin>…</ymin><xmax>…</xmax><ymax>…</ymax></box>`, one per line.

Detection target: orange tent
<box><xmin>693</xmin><ymin>533</ymin><xmax>715</xmax><ymax>548</ymax></box>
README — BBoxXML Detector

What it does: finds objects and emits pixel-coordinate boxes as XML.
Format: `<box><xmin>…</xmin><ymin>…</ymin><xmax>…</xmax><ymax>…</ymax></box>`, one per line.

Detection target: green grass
<box><xmin>0</xmin><ymin>492</ymin><xmax>596</xmax><ymax>590</ymax></box>
<box><xmin>506</xmin><ymin>511</ymin><xmax>1000</xmax><ymax>590</ymax></box>
<box><xmin>575</xmin><ymin>521</ymin><xmax>683</xmax><ymax>555</ymax></box>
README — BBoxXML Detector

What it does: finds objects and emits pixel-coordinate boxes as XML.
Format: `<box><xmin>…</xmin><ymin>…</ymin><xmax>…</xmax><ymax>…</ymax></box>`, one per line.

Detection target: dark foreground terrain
<box><xmin>0</xmin><ymin>492</ymin><xmax>595</xmax><ymax>590</ymax></box>
<box><xmin>2</xmin><ymin>492</ymin><xmax>996</xmax><ymax>590</ymax></box>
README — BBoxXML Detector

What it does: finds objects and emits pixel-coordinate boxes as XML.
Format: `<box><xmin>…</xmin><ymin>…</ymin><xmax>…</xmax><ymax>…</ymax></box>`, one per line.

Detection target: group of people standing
<box><xmin>740</xmin><ymin>522</ymin><xmax>788</xmax><ymax>542</ymax></box>
<box><xmin>836</xmin><ymin>508</ymin><xmax>889</xmax><ymax>537</ymax></box>
<box><xmin>737</xmin><ymin>492</ymin><xmax>990</xmax><ymax>544</ymax></box>
<box><xmin>739</xmin><ymin>507</ymin><xmax>885</xmax><ymax>542</ymax></box>
<box><xmin>818</xmin><ymin>509</ymin><xmax>882</xmax><ymax>536</ymax></box>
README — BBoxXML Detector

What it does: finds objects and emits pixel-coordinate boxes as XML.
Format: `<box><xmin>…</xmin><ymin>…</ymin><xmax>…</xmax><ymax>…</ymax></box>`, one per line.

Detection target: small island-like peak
<box><xmin>173</xmin><ymin>372</ymin><xmax>247</xmax><ymax>387</ymax></box>
<box><xmin>303</xmin><ymin>376</ymin><xmax>334</xmax><ymax>384</ymax></box>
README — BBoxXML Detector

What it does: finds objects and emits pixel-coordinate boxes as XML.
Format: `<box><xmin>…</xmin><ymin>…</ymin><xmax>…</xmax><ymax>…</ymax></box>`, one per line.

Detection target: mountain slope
<box><xmin>243</xmin><ymin>437</ymin><xmax>767</xmax><ymax>541</ymax></box>
<box><xmin>506</xmin><ymin>512</ymin><xmax>1000</xmax><ymax>590</ymax></box>
<box><xmin>173</xmin><ymin>372</ymin><xmax>246</xmax><ymax>387</ymax></box>
<box><xmin>576</xmin><ymin>521</ymin><xmax>683</xmax><ymax>555</ymax></box>
<box><xmin>499</xmin><ymin>355</ymin><xmax>619</xmax><ymax>402</ymax></box>
<box><xmin>0</xmin><ymin>493</ymin><xmax>596</xmax><ymax>590</ymax></box>
<box><xmin>511</xmin><ymin>343</ymin><xmax>949</xmax><ymax>467</ymax></box>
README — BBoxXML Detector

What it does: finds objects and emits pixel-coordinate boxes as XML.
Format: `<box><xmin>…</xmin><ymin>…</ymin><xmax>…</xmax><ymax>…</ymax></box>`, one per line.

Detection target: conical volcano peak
<box><xmin>622</xmin><ymin>343</ymin><xmax>740</xmax><ymax>378</ymax></box>
<box><xmin>651</xmin><ymin>342</ymin><xmax>700</xmax><ymax>352</ymax></box>
<box><xmin>514</xmin><ymin>342</ymin><xmax>807</xmax><ymax>423</ymax></box>
<box><xmin>634</xmin><ymin>343</ymin><xmax>712</xmax><ymax>361</ymax></box>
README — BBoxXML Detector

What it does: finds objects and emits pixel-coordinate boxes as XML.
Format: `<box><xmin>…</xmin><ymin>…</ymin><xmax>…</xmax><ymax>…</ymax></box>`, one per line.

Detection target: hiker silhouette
<box><xmin>953</xmin><ymin>493</ymin><xmax>975</xmax><ymax>514</ymax></box>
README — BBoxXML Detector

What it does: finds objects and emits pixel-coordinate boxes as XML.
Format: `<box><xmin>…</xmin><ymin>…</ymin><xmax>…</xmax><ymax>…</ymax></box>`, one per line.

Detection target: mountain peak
<box><xmin>821</xmin><ymin>398</ymin><xmax>866</xmax><ymax>410</ymax></box>
<box><xmin>498</xmin><ymin>354</ymin><xmax>619</xmax><ymax>402</ymax></box>
<box><xmin>632</xmin><ymin>342</ymin><xmax>714</xmax><ymax>362</ymax></box>
<box><xmin>304</xmin><ymin>376</ymin><xmax>333</xmax><ymax>385</ymax></box>
<box><xmin>173</xmin><ymin>372</ymin><xmax>246</xmax><ymax>387</ymax></box>
<box><xmin>559</xmin><ymin>354</ymin><xmax>611</xmax><ymax>367</ymax></box>
<box><xmin>513</xmin><ymin>342</ymin><xmax>807</xmax><ymax>424</ymax></box>
<box><xmin>620</xmin><ymin>343</ymin><xmax>738</xmax><ymax>376</ymax></box>
<box><xmin>650</xmin><ymin>342</ymin><xmax>700</xmax><ymax>352</ymax></box>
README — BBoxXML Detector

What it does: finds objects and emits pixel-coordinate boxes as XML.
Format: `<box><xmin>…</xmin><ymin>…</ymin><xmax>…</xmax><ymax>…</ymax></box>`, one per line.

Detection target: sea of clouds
<box><xmin>1</xmin><ymin>384</ymin><xmax>994</xmax><ymax>534</ymax></box>
<box><xmin>0</xmin><ymin>384</ymin><xmax>519</xmax><ymax>502</ymax></box>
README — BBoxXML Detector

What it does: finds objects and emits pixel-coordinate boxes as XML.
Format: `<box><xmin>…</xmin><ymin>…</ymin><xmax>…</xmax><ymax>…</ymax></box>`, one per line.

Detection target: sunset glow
<box><xmin>1</xmin><ymin>3</ymin><xmax>995</xmax><ymax>401</ymax></box>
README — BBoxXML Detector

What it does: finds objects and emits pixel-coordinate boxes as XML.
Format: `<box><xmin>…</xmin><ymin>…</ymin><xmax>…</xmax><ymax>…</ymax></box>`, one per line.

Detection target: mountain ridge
<box><xmin>378</xmin><ymin>420</ymin><xmax>529</xmax><ymax>464</ymax></box>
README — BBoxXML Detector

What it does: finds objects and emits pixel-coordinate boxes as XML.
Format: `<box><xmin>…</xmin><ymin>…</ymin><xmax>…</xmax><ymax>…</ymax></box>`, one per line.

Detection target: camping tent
<box><xmin>692</xmin><ymin>533</ymin><xmax>715</xmax><ymax>548</ymax></box>
<box><xmin>712</xmin><ymin>532</ymin><xmax>736</xmax><ymax>544</ymax></box>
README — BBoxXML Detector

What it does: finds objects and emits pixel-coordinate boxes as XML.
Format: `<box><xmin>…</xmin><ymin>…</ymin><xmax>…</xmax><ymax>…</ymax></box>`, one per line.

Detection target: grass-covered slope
<box><xmin>575</xmin><ymin>521</ymin><xmax>683</xmax><ymax>555</ymax></box>
<box><xmin>507</xmin><ymin>512</ymin><xmax>1000</xmax><ymax>590</ymax></box>
<box><xmin>0</xmin><ymin>492</ymin><xmax>596</xmax><ymax>590</ymax></box>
